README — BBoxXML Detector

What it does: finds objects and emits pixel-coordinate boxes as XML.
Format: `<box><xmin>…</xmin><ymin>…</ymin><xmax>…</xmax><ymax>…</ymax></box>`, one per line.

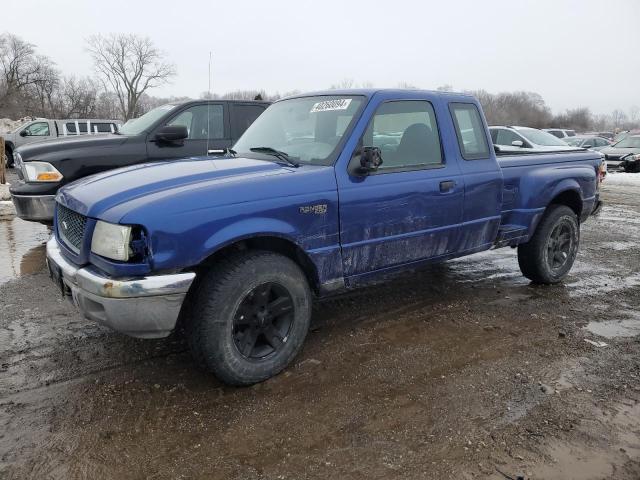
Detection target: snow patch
<box><xmin>605</xmin><ymin>172</ymin><xmax>640</xmax><ymax>187</ymax></box>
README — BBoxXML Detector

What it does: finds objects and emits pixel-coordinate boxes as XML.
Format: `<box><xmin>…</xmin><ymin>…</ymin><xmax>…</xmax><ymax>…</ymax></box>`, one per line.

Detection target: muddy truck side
<box><xmin>45</xmin><ymin>89</ymin><xmax>603</xmax><ymax>385</ymax></box>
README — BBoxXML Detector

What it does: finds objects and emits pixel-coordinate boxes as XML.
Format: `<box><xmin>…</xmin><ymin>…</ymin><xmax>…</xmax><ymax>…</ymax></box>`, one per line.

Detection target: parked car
<box><xmin>2</xmin><ymin>118</ymin><xmax>121</xmax><ymax>167</ymax></box>
<box><xmin>489</xmin><ymin>126</ymin><xmax>579</xmax><ymax>152</ymax></box>
<box><xmin>563</xmin><ymin>135</ymin><xmax>611</xmax><ymax>151</ymax></box>
<box><xmin>45</xmin><ymin>89</ymin><xmax>603</xmax><ymax>385</ymax></box>
<box><xmin>10</xmin><ymin>99</ymin><xmax>269</xmax><ymax>223</ymax></box>
<box><xmin>544</xmin><ymin>128</ymin><xmax>576</xmax><ymax>138</ymax></box>
<box><xmin>599</xmin><ymin>135</ymin><xmax>640</xmax><ymax>171</ymax></box>
<box><xmin>582</xmin><ymin>131</ymin><xmax>615</xmax><ymax>141</ymax></box>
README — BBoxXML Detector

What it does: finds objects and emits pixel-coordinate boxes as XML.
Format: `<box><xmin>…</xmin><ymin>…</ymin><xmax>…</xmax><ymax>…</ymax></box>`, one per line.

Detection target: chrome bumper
<box><xmin>11</xmin><ymin>194</ymin><xmax>56</xmax><ymax>222</ymax></box>
<box><xmin>46</xmin><ymin>237</ymin><xmax>196</xmax><ymax>339</ymax></box>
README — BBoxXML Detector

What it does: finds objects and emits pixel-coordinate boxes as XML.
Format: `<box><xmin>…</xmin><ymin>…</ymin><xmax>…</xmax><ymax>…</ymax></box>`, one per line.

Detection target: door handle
<box><xmin>208</xmin><ymin>149</ymin><xmax>224</xmax><ymax>154</ymax></box>
<box><xmin>440</xmin><ymin>180</ymin><xmax>455</xmax><ymax>193</ymax></box>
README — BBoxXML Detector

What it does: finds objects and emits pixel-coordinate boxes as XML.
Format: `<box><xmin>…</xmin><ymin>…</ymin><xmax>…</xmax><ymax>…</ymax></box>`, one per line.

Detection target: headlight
<box><xmin>23</xmin><ymin>161</ymin><xmax>63</xmax><ymax>182</ymax></box>
<box><xmin>91</xmin><ymin>220</ymin><xmax>132</xmax><ymax>261</ymax></box>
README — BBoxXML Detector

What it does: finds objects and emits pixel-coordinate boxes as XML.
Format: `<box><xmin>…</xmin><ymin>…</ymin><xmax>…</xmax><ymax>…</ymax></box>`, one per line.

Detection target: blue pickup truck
<box><xmin>46</xmin><ymin>89</ymin><xmax>604</xmax><ymax>385</ymax></box>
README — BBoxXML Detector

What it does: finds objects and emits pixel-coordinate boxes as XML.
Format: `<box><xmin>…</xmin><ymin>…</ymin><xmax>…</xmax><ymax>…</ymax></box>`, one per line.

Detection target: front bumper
<box><xmin>11</xmin><ymin>194</ymin><xmax>56</xmax><ymax>222</ymax></box>
<box><xmin>46</xmin><ymin>237</ymin><xmax>196</xmax><ymax>338</ymax></box>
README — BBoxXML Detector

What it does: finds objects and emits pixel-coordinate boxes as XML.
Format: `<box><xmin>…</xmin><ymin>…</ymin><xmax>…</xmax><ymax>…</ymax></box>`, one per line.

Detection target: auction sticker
<box><xmin>310</xmin><ymin>99</ymin><xmax>352</xmax><ymax>113</ymax></box>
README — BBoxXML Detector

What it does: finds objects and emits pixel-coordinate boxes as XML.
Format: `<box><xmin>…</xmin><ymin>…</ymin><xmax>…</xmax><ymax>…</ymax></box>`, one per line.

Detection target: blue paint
<box><xmin>54</xmin><ymin>89</ymin><xmax>602</xmax><ymax>292</ymax></box>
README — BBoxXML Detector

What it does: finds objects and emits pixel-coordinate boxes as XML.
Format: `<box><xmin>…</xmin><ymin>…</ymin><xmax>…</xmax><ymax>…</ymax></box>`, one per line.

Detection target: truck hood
<box><xmin>57</xmin><ymin>156</ymin><xmax>301</xmax><ymax>221</ymax></box>
<box><xmin>16</xmin><ymin>133</ymin><xmax>128</xmax><ymax>158</ymax></box>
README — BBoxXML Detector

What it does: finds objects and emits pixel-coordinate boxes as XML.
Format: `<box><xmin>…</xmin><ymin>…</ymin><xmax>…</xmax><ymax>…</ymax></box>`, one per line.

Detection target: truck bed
<box><xmin>496</xmin><ymin>150</ymin><xmax>602</xmax><ymax>246</ymax></box>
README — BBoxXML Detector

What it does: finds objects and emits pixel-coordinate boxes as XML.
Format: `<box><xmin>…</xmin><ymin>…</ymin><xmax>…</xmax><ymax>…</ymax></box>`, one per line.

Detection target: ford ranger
<box><xmin>45</xmin><ymin>89</ymin><xmax>603</xmax><ymax>386</ymax></box>
<box><xmin>10</xmin><ymin>99</ymin><xmax>268</xmax><ymax>223</ymax></box>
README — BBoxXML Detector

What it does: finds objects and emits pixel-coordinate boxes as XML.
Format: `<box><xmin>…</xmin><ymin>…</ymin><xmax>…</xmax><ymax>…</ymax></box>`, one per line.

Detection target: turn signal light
<box><xmin>37</xmin><ymin>172</ymin><xmax>62</xmax><ymax>181</ymax></box>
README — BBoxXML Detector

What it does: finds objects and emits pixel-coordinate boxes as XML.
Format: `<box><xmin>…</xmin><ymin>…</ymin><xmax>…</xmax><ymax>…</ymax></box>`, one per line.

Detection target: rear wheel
<box><xmin>186</xmin><ymin>250</ymin><xmax>312</xmax><ymax>386</ymax></box>
<box><xmin>517</xmin><ymin>205</ymin><xmax>580</xmax><ymax>284</ymax></box>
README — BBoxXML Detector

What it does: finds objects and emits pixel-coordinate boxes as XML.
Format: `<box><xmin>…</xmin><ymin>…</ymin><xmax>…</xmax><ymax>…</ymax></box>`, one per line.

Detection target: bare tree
<box><xmin>87</xmin><ymin>34</ymin><xmax>175</xmax><ymax>120</ymax></box>
<box><xmin>0</xmin><ymin>33</ymin><xmax>56</xmax><ymax>116</ymax></box>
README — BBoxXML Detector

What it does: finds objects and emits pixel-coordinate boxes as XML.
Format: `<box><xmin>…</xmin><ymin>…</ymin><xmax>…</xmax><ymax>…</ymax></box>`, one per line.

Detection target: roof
<box><xmin>167</xmin><ymin>99</ymin><xmax>271</xmax><ymax>107</ymax></box>
<box><xmin>281</xmin><ymin>88</ymin><xmax>475</xmax><ymax>101</ymax></box>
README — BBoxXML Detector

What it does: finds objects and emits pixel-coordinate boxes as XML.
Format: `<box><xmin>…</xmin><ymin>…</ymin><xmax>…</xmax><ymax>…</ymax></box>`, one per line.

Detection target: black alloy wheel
<box><xmin>232</xmin><ymin>282</ymin><xmax>294</xmax><ymax>360</ymax></box>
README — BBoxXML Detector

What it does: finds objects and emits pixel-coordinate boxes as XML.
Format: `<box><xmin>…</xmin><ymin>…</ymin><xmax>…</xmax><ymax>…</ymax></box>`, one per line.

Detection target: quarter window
<box><xmin>450</xmin><ymin>103</ymin><xmax>490</xmax><ymax>160</ymax></box>
<box><xmin>362</xmin><ymin>100</ymin><xmax>442</xmax><ymax>170</ymax></box>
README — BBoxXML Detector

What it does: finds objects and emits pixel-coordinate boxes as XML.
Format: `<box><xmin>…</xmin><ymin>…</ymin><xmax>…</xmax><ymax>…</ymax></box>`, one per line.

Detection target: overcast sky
<box><xmin>4</xmin><ymin>0</ymin><xmax>639</xmax><ymax>115</ymax></box>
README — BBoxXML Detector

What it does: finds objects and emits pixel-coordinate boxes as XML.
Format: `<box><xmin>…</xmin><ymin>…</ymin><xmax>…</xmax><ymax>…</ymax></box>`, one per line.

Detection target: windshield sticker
<box><xmin>310</xmin><ymin>99</ymin><xmax>352</xmax><ymax>113</ymax></box>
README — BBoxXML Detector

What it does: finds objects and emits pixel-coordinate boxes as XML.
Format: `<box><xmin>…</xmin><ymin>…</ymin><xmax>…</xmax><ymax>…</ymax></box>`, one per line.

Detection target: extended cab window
<box><xmin>23</xmin><ymin>122</ymin><xmax>50</xmax><ymax>136</ymax></box>
<box><xmin>168</xmin><ymin>104</ymin><xmax>224</xmax><ymax>140</ymax></box>
<box><xmin>363</xmin><ymin>100</ymin><xmax>442</xmax><ymax>170</ymax></box>
<box><xmin>450</xmin><ymin>103</ymin><xmax>490</xmax><ymax>160</ymax></box>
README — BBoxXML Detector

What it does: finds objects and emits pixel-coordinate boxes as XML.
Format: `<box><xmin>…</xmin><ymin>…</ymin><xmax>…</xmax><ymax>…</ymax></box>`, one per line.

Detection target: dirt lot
<box><xmin>1</xmin><ymin>172</ymin><xmax>639</xmax><ymax>480</ymax></box>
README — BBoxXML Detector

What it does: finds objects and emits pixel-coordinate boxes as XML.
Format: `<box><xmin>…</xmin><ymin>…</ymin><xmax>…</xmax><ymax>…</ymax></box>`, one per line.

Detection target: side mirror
<box><xmin>583</xmin><ymin>144</ymin><xmax>593</xmax><ymax>149</ymax></box>
<box><xmin>358</xmin><ymin>146</ymin><xmax>383</xmax><ymax>174</ymax></box>
<box><xmin>154</xmin><ymin>125</ymin><xmax>188</xmax><ymax>143</ymax></box>
<box><xmin>511</xmin><ymin>140</ymin><xmax>524</xmax><ymax>147</ymax></box>
<box><xmin>19</xmin><ymin>130</ymin><xmax>28</xmax><ymax>137</ymax></box>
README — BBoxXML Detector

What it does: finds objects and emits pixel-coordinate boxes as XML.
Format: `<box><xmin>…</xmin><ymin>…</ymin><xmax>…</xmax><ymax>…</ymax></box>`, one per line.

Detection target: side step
<box><xmin>494</xmin><ymin>224</ymin><xmax>528</xmax><ymax>247</ymax></box>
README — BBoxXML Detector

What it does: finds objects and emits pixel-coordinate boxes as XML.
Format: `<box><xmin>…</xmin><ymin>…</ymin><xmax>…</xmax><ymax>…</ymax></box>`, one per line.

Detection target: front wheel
<box><xmin>517</xmin><ymin>205</ymin><xmax>580</xmax><ymax>284</ymax></box>
<box><xmin>186</xmin><ymin>251</ymin><xmax>312</xmax><ymax>386</ymax></box>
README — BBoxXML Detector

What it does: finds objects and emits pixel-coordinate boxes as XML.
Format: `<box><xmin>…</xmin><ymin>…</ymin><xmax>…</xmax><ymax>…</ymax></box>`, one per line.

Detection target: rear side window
<box><xmin>231</xmin><ymin>105</ymin><xmax>265</xmax><ymax>139</ymax></box>
<box><xmin>91</xmin><ymin>123</ymin><xmax>115</xmax><ymax>133</ymax></box>
<box><xmin>449</xmin><ymin>103</ymin><xmax>490</xmax><ymax>160</ymax></box>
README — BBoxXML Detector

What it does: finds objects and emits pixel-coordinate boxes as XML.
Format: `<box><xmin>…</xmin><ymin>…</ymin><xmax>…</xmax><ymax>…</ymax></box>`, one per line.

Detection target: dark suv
<box><xmin>10</xmin><ymin>99</ymin><xmax>269</xmax><ymax>223</ymax></box>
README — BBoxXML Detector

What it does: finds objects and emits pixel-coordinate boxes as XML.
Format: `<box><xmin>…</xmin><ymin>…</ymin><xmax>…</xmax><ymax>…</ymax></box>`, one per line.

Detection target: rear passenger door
<box><xmin>337</xmin><ymin>99</ymin><xmax>464</xmax><ymax>278</ymax></box>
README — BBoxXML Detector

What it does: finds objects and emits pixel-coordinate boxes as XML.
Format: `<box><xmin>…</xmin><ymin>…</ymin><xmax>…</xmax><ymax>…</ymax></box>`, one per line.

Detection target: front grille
<box><xmin>57</xmin><ymin>204</ymin><xmax>86</xmax><ymax>253</ymax></box>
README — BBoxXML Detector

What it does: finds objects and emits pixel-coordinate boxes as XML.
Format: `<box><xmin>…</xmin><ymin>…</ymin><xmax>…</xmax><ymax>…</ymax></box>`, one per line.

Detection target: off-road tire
<box><xmin>185</xmin><ymin>250</ymin><xmax>312</xmax><ymax>386</ymax></box>
<box><xmin>517</xmin><ymin>205</ymin><xmax>580</xmax><ymax>284</ymax></box>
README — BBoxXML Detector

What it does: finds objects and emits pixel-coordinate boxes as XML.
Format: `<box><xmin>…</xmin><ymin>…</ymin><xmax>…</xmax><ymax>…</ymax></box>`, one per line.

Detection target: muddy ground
<box><xmin>1</xmin><ymin>173</ymin><xmax>639</xmax><ymax>480</ymax></box>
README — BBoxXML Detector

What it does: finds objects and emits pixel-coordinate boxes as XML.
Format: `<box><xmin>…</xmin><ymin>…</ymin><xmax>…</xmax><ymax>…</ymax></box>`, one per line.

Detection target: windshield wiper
<box><xmin>249</xmin><ymin>147</ymin><xmax>299</xmax><ymax>167</ymax></box>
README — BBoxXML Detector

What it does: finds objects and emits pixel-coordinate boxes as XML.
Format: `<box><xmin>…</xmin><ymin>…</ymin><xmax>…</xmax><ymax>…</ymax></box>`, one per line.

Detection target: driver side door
<box><xmin>337</xmin><ymin>99</ymin><xmax>464</xmax><ymax>280</ymax></box>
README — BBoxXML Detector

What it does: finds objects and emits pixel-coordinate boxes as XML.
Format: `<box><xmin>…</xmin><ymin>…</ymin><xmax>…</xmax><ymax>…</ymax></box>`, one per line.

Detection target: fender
<box><xmin>198</xmin><ymin>217</ymin><xmax>344</xmax><ymax>294</ymax></box>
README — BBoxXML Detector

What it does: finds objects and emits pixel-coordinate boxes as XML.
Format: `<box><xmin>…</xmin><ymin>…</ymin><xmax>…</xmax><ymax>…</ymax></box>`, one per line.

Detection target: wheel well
<box><xmin>197</xmin><ymin>236</ymin><xmax>321</xmax><ymax>293</ymax></box>
<box><xmin>549</xmin><ymin>190</ymin><xmax>582</xmax><ymax>218</ymax></box>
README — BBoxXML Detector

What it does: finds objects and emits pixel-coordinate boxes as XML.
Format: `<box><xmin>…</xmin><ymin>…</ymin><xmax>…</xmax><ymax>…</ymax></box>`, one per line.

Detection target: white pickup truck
<box><xmin>2</xmin><ymin>117</ymin><xmax>121</xmax><ymax>167</ymax></box>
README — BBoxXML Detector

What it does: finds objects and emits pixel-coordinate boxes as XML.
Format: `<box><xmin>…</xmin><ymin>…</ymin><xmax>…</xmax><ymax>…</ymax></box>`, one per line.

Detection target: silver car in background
<box><xmin>563</xmin><ymin>135</ymin><xmax>611</xmax><ymax>151</ymax></box>
<box><xmin>490</xmin><ymin>126</ymin><xmax>579</xmax><ymax>153</ymax></box>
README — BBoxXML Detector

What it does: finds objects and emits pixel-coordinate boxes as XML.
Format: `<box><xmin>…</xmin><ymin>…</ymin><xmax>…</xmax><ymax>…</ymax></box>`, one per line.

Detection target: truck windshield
<box><xmin>233</xmin><ymin>95</ymin><xmax>364</xmax><ymax>165</ymax></box>
<box><xmin>118</xmin><ymin>104</ymin><xmax>177</xmax><ymax>136</ymax></box>
<box><xmin>516</xmin><ymin>127</ymin><xmax>569</xmax><ymax>146</ymax></box>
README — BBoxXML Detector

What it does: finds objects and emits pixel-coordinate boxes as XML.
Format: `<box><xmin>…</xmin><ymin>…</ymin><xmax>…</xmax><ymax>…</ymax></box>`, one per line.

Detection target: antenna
<box><xmin>206</xmin><ymin>51</ymin><xmax>212</xmax><ymax>155</ymax></box>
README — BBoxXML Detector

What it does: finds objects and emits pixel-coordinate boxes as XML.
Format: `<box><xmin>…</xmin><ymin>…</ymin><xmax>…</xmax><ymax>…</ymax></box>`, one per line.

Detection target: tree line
<box><xmin>1</xmin><ymin>32</ymin><xmax>638</xmax><ymax>133</ymax></box>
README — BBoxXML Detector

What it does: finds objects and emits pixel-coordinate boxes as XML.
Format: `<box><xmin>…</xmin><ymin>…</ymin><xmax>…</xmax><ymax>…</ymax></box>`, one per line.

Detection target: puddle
<box><xmin>584</xmin><ymin>313</ymin><xmax>640</xmax><ymax>339</ymax></box>
<box><xmin>0</xmin><ymin>218</ymin><xmax>50</xmax><ymax>285</ymax></box>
